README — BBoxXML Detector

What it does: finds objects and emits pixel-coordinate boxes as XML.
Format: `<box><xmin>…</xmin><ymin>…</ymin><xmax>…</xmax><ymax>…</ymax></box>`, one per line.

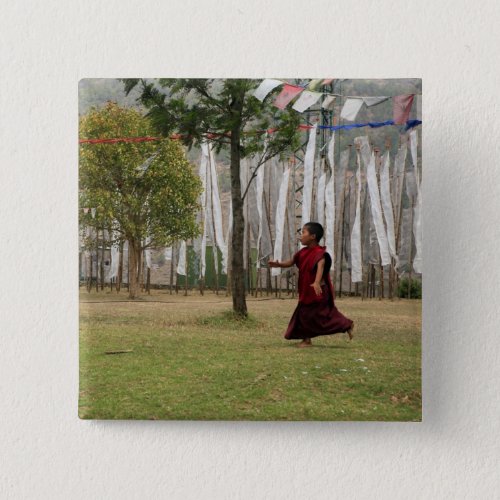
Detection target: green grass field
<box><xmin>79</xmin><ymin>289</ymin><xmax>421</xmax><ymax>421</ymax></box>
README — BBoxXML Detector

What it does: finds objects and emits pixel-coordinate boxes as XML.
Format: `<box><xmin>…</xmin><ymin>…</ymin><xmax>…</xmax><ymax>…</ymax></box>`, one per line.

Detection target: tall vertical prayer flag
<box><xmin>273</xmin><ymin>84</ymin><xmax>304</xmax><ymax>110</ymax></box>
<box><xmin>393</xmin><ymin>94</ymin><xmax>415</xmax><ymax>124</ymax></box>
<box><xmin>366</xmin><ymin>152</ymin><xmax>391</xmax><ymax>266</ymax></box>
<box><xmin>380</xmin><ymin>151</ymin><xmax>397</xmax><ymax>261</ymax></box>
<box><xmin>177</xmin><ymin>241</ymin><xmax>187</xmax><ymax>276</ymax></box>
<box><xmin>351</xmin><ymin>151</ymin><xmax>363</xmax><ymax>282</ymax></box>
<box><xmin>271</xmin><ymin>168</ymin><xmax>290</xmax><ymax>277</ymax></box>
<box><xmin>301</xmin><ymin>124</ymin><xmax>317</xmax><ymax>226</ymax></box>
<box><xmin>325</xmin><ymin>133</ymin><xmax>335</xmax><ymax>265</ymax></box>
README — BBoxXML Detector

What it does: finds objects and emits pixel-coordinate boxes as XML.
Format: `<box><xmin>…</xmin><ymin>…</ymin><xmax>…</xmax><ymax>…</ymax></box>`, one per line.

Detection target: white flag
<box><xmin>302</xmin><ymin>124</ymin><xmax>317</xmax><ymax>225</ymax></box>
<box><xmin>366</xmin><ymin>152</ymin><xmax>391</xmax><ymax>266</ymax></box>
<box><xmin>351</xmin><ymin>151</ymin><xmax>363</xmax><ymax>282</ymax></box>
<box><xmin>340</xmin><ymin>98</ymin><xmax>364</xmax><ymax>121</ymax></box>
<box><xmin>325</xmin><ymin>133</ymin><xmax>335</xmax><ymax>265</ymax></box>
<box><xmin>256</xmin><ymin>158</ymin><xmax>265</xmax><ymax>268</ymax></box>
<box><xmin>253</xmin><ymin>79</ymin><xmax>283</xmax><ymax>102</ymax></box>
<box><xmin>107</xmin><ymin>231</ymin><xmax>120</xmax><ymax>280</ymax></box>
<box><xmin>322</xmin><ymin>95</ymin><xmax>336</xmax><ymax>110</ymax></box>
<box><xmin>177</xmin><ymin>241</ymin><xmax>187</xmax><ymax>276</ymax></box>
<box><xmin>144</xmin><ymin>236</ymin><xmax>152</xmax><ymax>269</ymax></box>
<box><xmin>292</xmin><ymin>91</ymin><xmax>322</xmax><ymax>113</ymax></box>
<box><xmin>164</xmin><ymin>247</ymin><xmax>172</xmax><ymax>260</ymax></box>
<box><xmin>316</xmin><ymin>169</ymin><xmax>326</xmax><ymax>229</ymax></box>
<box><xmin>207</xmin><ymin>143</ymin><xmax>228</xmax><ymax>274</ymax></box>
<box><xmin>363</xmin><ymin>96</ymin><xmax>389</xmax><ymax>107</ymax></box>
<box><xmin>380</xmin><ymin>152</ymin><xmax>397</xmax><ymax>260</ymax></box>
<box><xmin>271</xmin><ymin>168</ymin><xmax>290</xmax><ymax>276</ymax></box>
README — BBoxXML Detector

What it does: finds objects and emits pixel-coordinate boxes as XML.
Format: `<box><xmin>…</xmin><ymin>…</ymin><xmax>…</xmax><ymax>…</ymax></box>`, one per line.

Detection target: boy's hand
<box><xmin>310</xmin><ymin>282</ymin><xmax>322</xmax><ymax>296</ymax></box>
<box><xmin>268</xmin><ymin>260</ymin><xmax>280</xmax><ymax>268</ymax></box>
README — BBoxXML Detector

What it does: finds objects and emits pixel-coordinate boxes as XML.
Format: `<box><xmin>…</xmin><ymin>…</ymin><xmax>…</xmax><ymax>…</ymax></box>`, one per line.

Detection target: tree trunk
<box><xmin>229</xmin><ymin>90</ymin><xmax>247</xmax><ymax>317</ymax></box>
<box><xmin>128</xmin><ymin>238</ymin><xmax>141</xmax><ymax>299</ymax></box>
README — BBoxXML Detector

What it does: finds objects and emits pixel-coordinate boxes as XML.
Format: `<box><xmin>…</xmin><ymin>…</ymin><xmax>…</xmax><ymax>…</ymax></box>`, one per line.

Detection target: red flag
<box><xmin>273</xmin><ymin>84</ymin><xmax>304</xmax><ymax>110</ymax></box>
<box><xmin>393</xmin><ymin>94</ymin><xmax>415</xmax><ymax>125</ymax></box>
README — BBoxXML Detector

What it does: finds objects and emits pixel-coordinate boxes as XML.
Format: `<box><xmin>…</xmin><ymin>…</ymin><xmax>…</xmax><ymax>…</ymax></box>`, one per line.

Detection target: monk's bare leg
<box><xmin>346</xmin><ymin>322</ymin><xmax>355</xmax><ymax>341</ymax></box>
<box><xmin>298</xmin><ymin>337</ymin><xmax>312</xmax><ymax>348</ymax></box>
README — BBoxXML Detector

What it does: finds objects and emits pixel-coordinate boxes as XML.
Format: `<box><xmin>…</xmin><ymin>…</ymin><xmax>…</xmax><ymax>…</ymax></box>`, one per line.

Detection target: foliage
<box><xmin>79</xmin><ymin>102</ymin><xmax>202</xmax><ymax>248</ymax></box>
<box><xmin>397</xmin><ymin>277</ymin><xmax>422</xmax><ymax>299</ymax></box>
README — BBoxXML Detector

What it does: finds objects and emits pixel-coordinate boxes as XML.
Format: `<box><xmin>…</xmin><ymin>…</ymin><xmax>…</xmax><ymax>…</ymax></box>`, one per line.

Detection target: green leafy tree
<box><xmin>79</xmin><ymin>102</ymin><xmax>202</xmax><ymax>299</ymax></box>
<box><xmin>121</xmin><ymin>79</ymin><xmax>301</xmax><ymax>316</ymax></box>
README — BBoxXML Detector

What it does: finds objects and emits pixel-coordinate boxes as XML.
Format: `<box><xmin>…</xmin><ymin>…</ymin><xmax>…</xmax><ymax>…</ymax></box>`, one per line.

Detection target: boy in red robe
<box><xmin>269</xmin><ymin>222</ymin><xmax>354</xmax><ymax>348</ymax></box>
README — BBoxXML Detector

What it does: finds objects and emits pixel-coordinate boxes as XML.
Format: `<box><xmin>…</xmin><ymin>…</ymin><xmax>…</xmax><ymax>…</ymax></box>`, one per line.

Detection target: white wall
<box><xmin>1</xmin><ymin>0</ymin><xmax>499</xmax><ymax>498</ymax></box>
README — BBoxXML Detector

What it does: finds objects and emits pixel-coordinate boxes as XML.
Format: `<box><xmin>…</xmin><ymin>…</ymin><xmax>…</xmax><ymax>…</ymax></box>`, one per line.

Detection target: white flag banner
<box><xmin>107</xmin><ymin>231</ymin><xmax>120</xmax><ymax>280</ymax></box>
<box><xmin>145</xmin><ymin>236</ymin><xmax>152</xmax><ymax>269</ymax></box>
<box><xmin>253</xmin><ymin>79</ymin><xmax>283</xmax><ymax>102</ymax></box>
<box><xmin>208</xmin><ymin>144</ymin><xmax>228</xmax><ymax>274</ymax></box>
<box><xmin>292</xmin><ymin>91</ymin><xmax>322</xmax><ymax>112</ymax></box>
<box><xmin>271</xmin><ymin>168</ymin><xmax>290</xmax><ymax>277</ymax></box>
<box><xmin>164</xmin><ymin>247</ymin><xmax>172</xmax><ymax>260</ymax></box>
<box><xmin>322</xmin><ymin>94</ymin><xmax>336</xmax><ymax>110</ymax></box>
<box><xmin>199</xmin><ymin>143</ymin><xmax>210</xmax><ymax>278</ymax></box>
<box><xmin>91</xmin><ymin>208</ymin><xmax>96</xmax><ymax>218</ymax></box>
<box><xmin>256</xmin><ymin>158</ymin><xmax>265</xmax><ymax>268</ymax></box>
<box><xmin>363</xmin><ymin>96</ymin><xmax>389</xmax><ymax>107</ymax></box>
<box><xmin>393</xmin><ymin>142</ymin><xmax>407</xmax><ymax>218</ymax></box>
<box><xmin>177</xmin><ymin>241</ymin><xmax>187</xmax><ymax>276</ymax></box>
<box><xmin>340</xmin><ymin>98</ymin><xmax>364</xmax><ymax>121</ymax></box>
<box><xmin>366</xmin><ymin>152</ymin><xmax>392</xmax><ymax>266</ymax></box>
<box><xmin>325</xmin><ymin>173</ymin><xmax>335</xmax><ymax>266</ymax></box>
<box><xmin>351</xmin><ymin>152</ymin><xmax>363</xmax><ymax>282</ymax></box>
<box><xmin>413</xmin><ymin>187</ymin><xmax>423</xmax><ymax>274</ymax></box>
<box><xmin>225</xmin><ymin>197</ymin><xmax>232</xmax><ymax>248</ymax></box>
<box><xmin>380</xmin><ymin>152</ymin><xmax>397</xmax><ymax>260</ymax></box>
<box><xmin>316</xmin><ymin>169</ymin><xmax>326</xmax><ymax>229</ymax></box>
<box><xmin>302</xmin><ymin>124</ymin><xmax>317</xmax><ymax>225</ymax></box>
<box><xmin>325</xmin><ymin>133</ymin><xmax>336</xmax><ymax>265</ymax></box>
<box><xmin>409</xmin><ymin>129</ymin><xmax>422</xmax><ymax>274</ymax></box>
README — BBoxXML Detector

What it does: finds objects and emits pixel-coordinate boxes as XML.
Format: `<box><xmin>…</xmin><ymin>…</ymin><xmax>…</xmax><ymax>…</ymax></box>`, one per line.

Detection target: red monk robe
<box><xmin>284</xmin><ymin>245</ymin><xmax>353</xmax><ymax>340</ymax></box>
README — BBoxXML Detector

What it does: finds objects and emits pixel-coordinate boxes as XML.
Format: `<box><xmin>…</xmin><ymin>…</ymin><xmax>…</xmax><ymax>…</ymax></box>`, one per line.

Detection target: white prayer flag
<box><xmin>340</xmin><ymin>98</ymin><xmax>364</xmax><ymax>121</ymax></box>
<box><xmin>253</xmin><ymin>79</ymin><xmax>283</xmax><ymax>102</ymax></box>
<box><xmin>107</xmin><ymin>230</ymin><xmax>120</xmax><ymax>280</ymax></box>
<box><xmin>351</xmin><ymin>152</ymin><xmax>363</xmax><ymax>282</ymax></box>
<box><xmin>292</xmin><ymin>91</ymin><xmax>322</xmax><ymax>113</ymax></box>
<box><xmin>177</xmin><ymin>241</ymin><xmax>187</xmax><ymax>276</ymax></box>
<box><xmin>271</xmin><ymin>168</ymin><xmax>290</xmax><ymax>277</ymax></box>
<box><xmin>255</xmin><ymin>158</ymin><xmax>265</xmax><ymax>268</ymax></box>
<box><xmin>91</xmin><ymin>208</ymin><xmax>96</xmax><ymax>218</ymax></box>
<box><xmin>366</xmin><ymin>153</ymin><xmax>391</xmax><ymax>266</ymax></box>
<box><xmin>302</xmin><ymin>124</ymin><xmax>317</xmax><ymax>225</ymax></box>
<box><xmin>164</xmin><ymin>247</ymin><xmax>172</xmax><ymax>260</ymax></box>
<box><xmin>366</xmin><ymin>152</ymin><xmax>392</xmax><ymax>266</ymax></box>
<box><xmin>144</xmin><ymin>236</ymin><xmax>152</xmax><ymax>269</ymax></box>
<box><xmin>322</xmin><ymin>95</ymin><xmax>336</xmax><ymax>110</ymax></box>
<box><xmin>413</xmin><ymin>188</ymin><xmax>422</xmax><ymax>274</ymax></box>
<box><xmin>316</xmin><ymin>169</ymin><xmax>326</xmax><ymax>229</ymax></box>
<box><xmin>199</xmin><ymin>143</ymin><xmax>209</xmax><ymax>278</ymax></box>
<box><xmin>325</xmin><ymin>133</ymin><xmax>335</xmax><ymax>266</ymax></box>
<box><xmin>380</xmin><ymin>152</ymin><xmax>397</xmax><ymax>261</ymax></box>
<box><xmin>207</xmin><ymin>144</ymin><xmax>228</xmax><ymax>274</ymax></box>
<box><xmin>363</xmin><ymin>96</ymin><xmax>389</xmax><ymax>107</ymax></box>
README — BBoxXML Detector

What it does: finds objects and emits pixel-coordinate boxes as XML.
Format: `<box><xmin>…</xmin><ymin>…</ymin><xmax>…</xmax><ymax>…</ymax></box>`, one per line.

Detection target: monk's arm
<box><xmin>269</xmin><ymin>258</ymin><xmax>294</xmax><ymax>268</ymax></box>
<box><xmin>314</xmin><ymin>258</ymin><xmax>325</xmax><ymax>284</ymax></box>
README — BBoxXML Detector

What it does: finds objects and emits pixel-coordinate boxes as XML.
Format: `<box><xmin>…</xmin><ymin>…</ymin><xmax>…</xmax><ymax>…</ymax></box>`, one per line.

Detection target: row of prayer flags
<box><xmin>253</xmin><ymin>79</ymin><xmax>417</xmax><ymax>123</ymax></box>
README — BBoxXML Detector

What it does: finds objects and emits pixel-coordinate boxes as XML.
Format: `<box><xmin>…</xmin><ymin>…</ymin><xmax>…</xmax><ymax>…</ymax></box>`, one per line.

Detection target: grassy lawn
<box><xmin>79</xmin><ymin>289</ymin><xmax>421</xmax><ymax>421</ymax></box>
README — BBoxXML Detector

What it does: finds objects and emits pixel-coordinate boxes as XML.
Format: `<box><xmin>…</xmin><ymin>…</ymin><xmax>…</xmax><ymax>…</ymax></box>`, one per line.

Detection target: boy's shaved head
<box><xmin>304</xmin><ymin>222</ymin><xmax>324</xmax><ymax>242</ymax></box>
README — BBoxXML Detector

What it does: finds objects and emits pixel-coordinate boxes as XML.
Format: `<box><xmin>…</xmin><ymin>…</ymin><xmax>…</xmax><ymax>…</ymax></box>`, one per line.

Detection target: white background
<box><xmin>1</xmin><ymin>1</ymin><xmax>499</xmax><ymax>498</ymax></box>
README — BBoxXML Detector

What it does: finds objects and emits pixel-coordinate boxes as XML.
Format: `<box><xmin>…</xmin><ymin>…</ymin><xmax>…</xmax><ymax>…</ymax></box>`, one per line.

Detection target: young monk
<box><xmin>269</xmin><ymin>222</ymin><xmax>354</xmax><ymax>348</ymax></box>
